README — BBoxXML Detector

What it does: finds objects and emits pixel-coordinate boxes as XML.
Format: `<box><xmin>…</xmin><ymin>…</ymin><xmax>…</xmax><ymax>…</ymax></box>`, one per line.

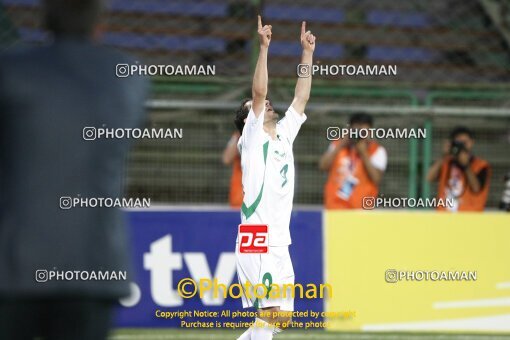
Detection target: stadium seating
<box><xmin>3</xmin><ymin>0</ymin><xmax>509</xmax><ymax>82</ymax></box>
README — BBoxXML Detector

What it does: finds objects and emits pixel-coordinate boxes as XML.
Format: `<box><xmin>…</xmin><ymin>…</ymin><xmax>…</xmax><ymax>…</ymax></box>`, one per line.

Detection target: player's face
<box><xmin>246</xmin><ymin>99</ymin><xmax>281</xmax><ymax>123</ymax></box>
<box><xmin>265</xmin><ymin>99</ymin><xmax>283</xmax><ymax>122</ymax></box>
<box><xmin>265</xmin><ymin>100</ymin><xmax>274</xmax><ymax>113</ymax></box>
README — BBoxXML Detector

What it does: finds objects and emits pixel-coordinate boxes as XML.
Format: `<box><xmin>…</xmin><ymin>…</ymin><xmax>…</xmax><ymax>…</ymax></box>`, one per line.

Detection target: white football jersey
<box><xmin>238</xmin><ymin>105</ymin><xmax>306</xmax><ymax>246</ymax></box>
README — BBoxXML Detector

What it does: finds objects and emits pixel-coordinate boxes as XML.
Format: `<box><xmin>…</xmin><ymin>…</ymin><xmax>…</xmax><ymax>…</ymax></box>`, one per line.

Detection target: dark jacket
<box><xmin>0</xmin><ymin>38</ymin><xmax>148</xmax><ymax>299</ymax></box>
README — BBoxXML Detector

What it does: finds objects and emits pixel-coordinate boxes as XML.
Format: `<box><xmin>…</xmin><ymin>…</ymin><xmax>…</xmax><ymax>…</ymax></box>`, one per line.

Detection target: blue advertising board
<box><xmin>115</xmin><ymin>209</ymin><xmax>323</xmax><ymax>328</ymax></box>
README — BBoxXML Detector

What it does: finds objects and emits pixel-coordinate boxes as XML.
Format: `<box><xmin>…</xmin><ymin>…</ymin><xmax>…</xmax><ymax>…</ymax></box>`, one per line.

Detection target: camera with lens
<box><xmin>349</xmin><ymin>127</ymin><xmax>365</xmax><ymax>143</ymax></box>
<box><xmin>351</xmin><ymin>133</ymin><xmax>362</xmax><ymax>143</ymax></box>
<box><xmin>450</xmin><ymin>140</ymin><xmax>466</xmax><ymax>157</ymax></box>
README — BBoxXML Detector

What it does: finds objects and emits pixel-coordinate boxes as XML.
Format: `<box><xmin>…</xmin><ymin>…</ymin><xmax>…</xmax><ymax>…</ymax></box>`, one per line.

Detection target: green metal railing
<box><xmin>151</xmin><ymin>78</ymin><xmax>422</xmax><ymax>198</ymax></box>
<box><xmin>150</xmin><ymin>78</ymin><xmax>509</xmax><ymax>205</ymax></box>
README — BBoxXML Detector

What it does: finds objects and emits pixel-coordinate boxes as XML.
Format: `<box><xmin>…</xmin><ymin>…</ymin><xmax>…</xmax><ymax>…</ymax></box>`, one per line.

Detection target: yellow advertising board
<box><xmin>325</xmin><ymin>211</ymin><xmax>510</xmax><ymax>333</ymax></box>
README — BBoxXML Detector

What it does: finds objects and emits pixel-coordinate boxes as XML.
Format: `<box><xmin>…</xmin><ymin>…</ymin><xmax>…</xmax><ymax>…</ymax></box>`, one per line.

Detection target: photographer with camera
<box><xmin>319</xmin><ymin>113</ymin><xmax>387</xmax><ymax>209</ymax></box>
<box><xmin>427</xmin><ymin>126</ymin><xmax>491</xmax><ymax>212</ymax></box>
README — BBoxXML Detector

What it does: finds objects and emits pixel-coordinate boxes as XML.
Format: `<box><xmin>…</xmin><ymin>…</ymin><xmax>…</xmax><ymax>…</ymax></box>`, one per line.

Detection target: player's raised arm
<box><xmin>291</xmin><ymin>21</ymin><xmax>316</xmax><ymax>115</ymax></box>
<box><xmin>252</xmin><ymin>15</ymin><xmax>271</xmax><ymax>118</ymax></box>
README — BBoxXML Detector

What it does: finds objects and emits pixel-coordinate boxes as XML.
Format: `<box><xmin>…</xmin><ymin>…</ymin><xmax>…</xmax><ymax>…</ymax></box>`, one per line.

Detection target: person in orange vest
<box><xmin>223</xmin><ymin>131</ymin><xmax>243</xmax><ymax>208</ymax></box>
<box><xmin>427</xmin><ymin>126</ymin><xmax>491</xmax><ymax>212</ymax></box>
<box><xmin>319</xmin><ymin>113</ymin><xmax>387</xmax><ymax>209</ymax></box>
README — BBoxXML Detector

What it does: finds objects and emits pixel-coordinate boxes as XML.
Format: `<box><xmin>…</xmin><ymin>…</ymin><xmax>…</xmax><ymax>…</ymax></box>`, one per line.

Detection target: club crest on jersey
<box><xmin>273</xmin><ymin>149</ymin><xmax>286</xmax><ymax>162</ymax></box>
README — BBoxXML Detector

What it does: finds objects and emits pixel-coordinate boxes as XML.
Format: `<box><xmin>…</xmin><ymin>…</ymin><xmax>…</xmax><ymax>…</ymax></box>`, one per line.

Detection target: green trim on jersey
<box><xmin>263</xmin><ymin>140</ymin><xmax>268</xmax><ymax>164</ymax></box>
<box><xmin>253</xmin><ymin>272</ymin><xmax>273</xmax><ymax>309</ymax></box>
<box><xmin>241</xmin><ymin>141</ymin><xmax>269</xmax><ymax>219</ymax></box>
<box><xmin>280</xmin><ymin>164</ymin><xmax>289</xmax><ymax>187</ymax></box>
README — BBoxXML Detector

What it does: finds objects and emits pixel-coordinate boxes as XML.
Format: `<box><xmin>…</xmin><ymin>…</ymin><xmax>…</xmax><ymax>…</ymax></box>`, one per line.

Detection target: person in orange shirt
<box><xmin>222</xmin><ymin>131</ymin><xmax>243</xmax><ymax>208</ymax></box>
<box><xmin>427</xmin><ymin>126</ymin><xmax>491</xmax><ymax>212</ymax></box>
<box><xmin>319</xmin><ymin>113</ymin><xmax>387</xmax><ymax>209</ymax></box>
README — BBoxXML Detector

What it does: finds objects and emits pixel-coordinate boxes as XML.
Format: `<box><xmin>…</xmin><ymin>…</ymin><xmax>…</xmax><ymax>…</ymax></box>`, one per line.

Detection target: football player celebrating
<box><xmin>234</xmin><ymin>15</ymin><xmax>315</xmax><ymax>340</ymax></box>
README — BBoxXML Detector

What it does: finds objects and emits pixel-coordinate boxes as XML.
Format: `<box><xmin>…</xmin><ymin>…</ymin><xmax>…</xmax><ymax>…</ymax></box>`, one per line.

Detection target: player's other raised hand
<box><xmin>300</xmin><ymin>21</ymin><xmax>316</xmax><ymax>52</ymax></box>
<box><xmin>257</xmin><ymin>15</ymin><xmax>272</xmax><ymax>47</ymax></box>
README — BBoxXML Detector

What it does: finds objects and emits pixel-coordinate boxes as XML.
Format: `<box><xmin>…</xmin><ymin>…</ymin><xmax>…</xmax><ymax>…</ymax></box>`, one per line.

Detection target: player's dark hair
<box><xmin>234</xmin><ymin>98</ymin><xmax>251</xmax><ymax>134</ymax></box>
<box><xmin>43</xmin><ymin>0</ymin><xmax>103</xmax><ymax>38</ymax></box>
<box><xmin>349</xmin><ymin>112</ymin><xmax>373</xmax><ymax>127</ymax></box>
<box><xmin>450</xmin><ymin>126</ymin><xmax>474</xmax><ymax>140</ymax></box>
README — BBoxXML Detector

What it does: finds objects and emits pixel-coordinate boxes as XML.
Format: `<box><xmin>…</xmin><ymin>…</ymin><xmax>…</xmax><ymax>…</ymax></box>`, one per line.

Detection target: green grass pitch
<box><xmin>111</xmin><ymin>329</ymin><xmax>510</xmax><ymax>340</ymax></box>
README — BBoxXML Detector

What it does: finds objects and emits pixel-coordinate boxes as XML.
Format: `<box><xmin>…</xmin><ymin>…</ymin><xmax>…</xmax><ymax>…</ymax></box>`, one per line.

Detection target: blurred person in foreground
<box><xmin>222</xmin><ymin>131</ymin><xmax>243</xmax><ymax>208</ymax></box>
<box><xmin>0</xmin><ymin>0</ymin><xmax>148</xmax><ymax>339</ymax></box>
<box><xmin>319</xmin><ymin>113</ymin><xmax>387</xmax><ymax>209</ymax></box>
<box><xmin>427</xmin><ymin>126</ymin><xmax>491</xmax><ymax>212</ymax></box>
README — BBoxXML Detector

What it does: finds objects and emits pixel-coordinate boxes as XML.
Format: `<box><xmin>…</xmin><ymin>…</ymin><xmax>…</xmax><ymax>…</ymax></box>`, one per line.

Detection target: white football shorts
<box><xmin>235</xmin><ymin>245</ymin><xmax>295</xmax><ymax>311</ymax></box>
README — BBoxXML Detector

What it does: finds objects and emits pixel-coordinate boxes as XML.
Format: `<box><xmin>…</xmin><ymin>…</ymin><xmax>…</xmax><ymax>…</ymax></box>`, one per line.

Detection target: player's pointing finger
<box><xmin>258</xmin><ymin>15</ymin><xmax>262</xmax><ymax>29</ymax></box>
<box><xmin>301</xmin><ymin>21</ymin><xmax>306</xmax><ymax>35</ymax></box>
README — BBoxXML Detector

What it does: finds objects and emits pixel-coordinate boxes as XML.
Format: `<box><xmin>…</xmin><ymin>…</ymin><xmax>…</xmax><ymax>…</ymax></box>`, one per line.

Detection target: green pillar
<box><xmin>408</xmin><ymin>137</ymin><xmax>418</xmax><ymax>199</ymax></box>
<box><xmin>421</xmin><ymin>120</ymin><xmax>433</xmax><ymax>199</ymax></box>
<box><xmin>407</xmin><ymin>96</ymin><xmax>420</xmax><ymax>200</ymax></box>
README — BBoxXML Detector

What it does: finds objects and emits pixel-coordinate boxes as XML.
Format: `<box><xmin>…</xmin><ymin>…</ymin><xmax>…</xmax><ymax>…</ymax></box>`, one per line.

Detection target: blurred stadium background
<box><xmin>1</xmin><ymin>1</ymin><xmax>510</xmax><ymax>339</ymax></box>
<box><xmin>1</xmin><ymin>0</ymin><xmax>509</xmax><ymax>208</ymax></box>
